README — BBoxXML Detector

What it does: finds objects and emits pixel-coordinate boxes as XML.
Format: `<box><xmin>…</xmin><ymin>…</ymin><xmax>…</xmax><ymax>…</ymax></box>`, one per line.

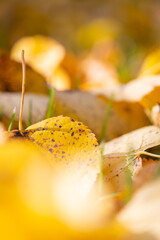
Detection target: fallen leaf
<box><xmin>0</xmin><ymin>91</ymin><xmax>148</xmax><ymax>141</ymax></box>
<box><xmin>0</xmin><ymin>92</ymin><xmax>48</xmax><ymax>126</ymax></box>
<box><xmin>104</xmin><ymin>125</ymin><xmax>160</xmax><ymax>156</ymax></box>
<box><xmin>0</xmin><ymin>140</ymin><xmax>58</xmax><ymax>240</ymax></box>
<box><xmin>117</xmin><ymin>178</ymin><xmax>160</xmax><ymax>239</ymax></box>
<box><xmin>0</xmin><ymin>123</ymin><xmax>6</xmax><ymax>145</ymax></box>
<box><xmin>6</xmin><ymin>116</ymin><xmax>101</xmax><ymax>211</ymax></box>
<box><xmin>95</xmin><ymin>75</ymin><xmax>160</xmax><ymax>108</ymax></box>
<box><xmin>139</xmin><ymin>48</ymin><xmax>160</xmax><ymax>77</ymax></box>
<box><xmin>88</xmin><ymin>75</ymin><xmax>160</xmax><ymax>124</ymax></box>
<box><xmin>74</xmin><ymin>18</ymin><xmax>120</xmax><ymax>50</ymax></box>
<box><xmin>0</xmin><ymin>140</ymin><xmax>123</xmax><ymax>239</ymax></box>
<box><xmin>11</xmin><ymin>35</ymin><xmax>65</xmax><ymax>79</ymax></box>
<box><xmin>49</xmin><ymin>67</ymin><xmax>72</xmax><ymax>90</ymax></box>
<box><xmin>133</xmin><ymin>158</ymin><xmax>159</xmax><ymax>191</ymax></box>
<box><xmin>149</xmin><ymin>103</ymin><xmax>160</xmax><ymax>127</ymax></box>
<box><xmin>79</xmin><ymin>56</ymin><xmax>118</xmax><ymax>91</ymax></box>
<box><xmin>0</xmin><ymin>52</ymin><xmax>48</xmax><ymax>94</ymax></box>
<box><xmin>10</xmin><ymin>36</ymin><xmax>77</xmax><ymax>91</ymax></box>
<box><xmin>1</xmin><ymin>133</ymin><xmax>129</xmax><ymax>239</ymax></box>
<box><xmin>24</xmin><ymin>116</ymin><xmax>100</xmax><ymax>177</ymax></box>
<box><xmin>103</xmin><ymin>126</ymin><xmax>160</xmax><ymax>192</ymax></box>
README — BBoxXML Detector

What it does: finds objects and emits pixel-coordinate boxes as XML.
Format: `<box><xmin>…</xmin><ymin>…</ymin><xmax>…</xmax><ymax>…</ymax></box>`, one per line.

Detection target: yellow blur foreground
<box><xmin>0</xmin><ymin>140</ymin><xmax>127</xmax><ymax>240</ymax></box>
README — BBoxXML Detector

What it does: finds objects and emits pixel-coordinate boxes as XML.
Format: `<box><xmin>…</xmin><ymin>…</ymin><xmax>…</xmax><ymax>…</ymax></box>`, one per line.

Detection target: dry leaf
<box><xmin>150</xmin><ymin>103</ymin><xmax>160</xmax><ymax>127</ymax></box>
<box><xmin>139</xmin><ymin>48</ymin><xmax>160</xmax><ymax>77</ymax></box>
<box><xmin>0</xmin><ymin>52</ymin><xmax>48</xmax><ymax>94</ymax></box>
<box><xmin>133</xmin><ymin>158</ymin><xmax>159</xmax><ymax>191</ymax></box>
<box><xmin>10</xmin><ymin>36</ymin><xmax>76</xmax><ymax>91</ymax></box>
<box><xmin>104</xmin><ymin>125</ymin><xmax>160</xmax><ymax>156</ymax></box>
<box><xmin>0</xmin><ymin>91</ymin><xmax>148</xmax><ymax>141</ymax></box>
<box><xmin>117</xmin><ymin>178</ymin><xmax>160</xmax><ymax>239</ymax></box>
<box><xmin>47</xmin><ymin>91</ymin><xmax>148</xmax><ymax>141</ymax></box>
<box><xmin>0</xmin><ymin>123</ymin><xmax>6</xmax><ymax>145</ymax></box>
<box><xmin>103</xmin><ymin>126</ymin><xmax>160</xmax><ymax>191</ymax></box>
<box><xmin>49</xmin><ymin>67</ymin><xmax>71</xmax><ymax>90</ymax></box>
<box><xmin>24</xmin><ymin>115</ymin><xmax>100</xmax><ymax>170</ymax></box>
<box><xmin>88</xmin><ymin>75</ymin><xmax>160</xmax><ymax>122</ymax></box>
<box><xmin>11</xmin><ymin>35</ymin><xmax>65</xmax><ymax>79</ymax></box>
<box><xmin>79</xmin><ymin>56</ymin><xmax>118</xmax><ymax>91</ymax></box>
<box><xmin>6</xmin><ymin>116</ymin><xmax>101</xmax><ymax>210</ymax></box>
<box><xmin>74</xmin><ymin>18</ymin><xmax>120</xmax><ymax>50</ymax></box>
<box><xmin>0</xmin><ymin>92</ymin><xmax>48</xmax><ymax>125</ymax></box>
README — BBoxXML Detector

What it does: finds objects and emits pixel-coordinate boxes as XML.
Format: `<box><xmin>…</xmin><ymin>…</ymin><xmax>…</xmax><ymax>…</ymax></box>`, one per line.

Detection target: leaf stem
<box><xmin>19</xmin><ymin>50</ymin><xmax>26</xmax><ymax>131</ymax></box>
<box><xmin>134</xmin><ymin>151</ymin><xmax>160</xmax><ymax>159</ymax></box>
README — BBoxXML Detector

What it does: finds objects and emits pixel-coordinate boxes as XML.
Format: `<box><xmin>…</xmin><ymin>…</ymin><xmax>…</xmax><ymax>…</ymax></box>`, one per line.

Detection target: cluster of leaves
<box><xmin>0</xmin><ymin>34</ymin><xmax>160</xmax><ymax>240</ymax></box>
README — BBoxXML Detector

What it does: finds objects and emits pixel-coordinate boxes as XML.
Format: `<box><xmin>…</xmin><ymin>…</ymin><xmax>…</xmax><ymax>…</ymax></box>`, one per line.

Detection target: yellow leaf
<box><xmin>0</xmin><ymin>140</ymin><xmax>63</xmax><ymax>240</ymax></box>
<box><xmin>139</xmin><ymin>48</ymin><xmax>160</xmax><ymax>77</ymax></box>
<box><xmin>24</xmin><ymin>116</ymin><xmax>100</xmax><ymax>175</ymax></box>
<box><xmin>11</xmin><ymin>35</ymin><xmax>65</xmax><ymax>79</ymax></box>
<box><xmin>0</xmin><ymin>140</ymin><xmax>126</xmax><ymax>240</ymax></box>
<box><xmin>74</xmin><ymin>18</ymin><xmax>119</xmax><ymax>50</ymax></box>
<box><xmin>49</xmin><ymin>67</ymin><xmax>71</xmax><ymax>90</ymax></box>
<box><xmin>21</xmin><ymin>116</ymin><xmax>101</xmax><ymax>214</ymax></box>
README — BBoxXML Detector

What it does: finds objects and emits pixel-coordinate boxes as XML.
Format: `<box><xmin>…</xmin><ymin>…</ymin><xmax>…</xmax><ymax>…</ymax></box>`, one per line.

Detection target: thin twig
<box><xmin>19</xmin><ymin>50</ymin><xmax>26</xmax><ymax>131</ymax></box>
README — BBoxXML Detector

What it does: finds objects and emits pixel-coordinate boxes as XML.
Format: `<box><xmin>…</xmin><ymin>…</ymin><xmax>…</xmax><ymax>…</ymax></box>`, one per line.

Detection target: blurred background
<box><xmin>1</xmin><ymin>0</ymin><xmax>160</xmax><ymax>83</ymax></box>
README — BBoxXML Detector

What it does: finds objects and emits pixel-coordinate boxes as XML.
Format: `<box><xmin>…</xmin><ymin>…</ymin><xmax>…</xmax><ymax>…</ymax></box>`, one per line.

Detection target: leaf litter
<box><xmin>0</xmin><ymin>37</ymin><xmax>160</xmax><ymax>240</ymax></box>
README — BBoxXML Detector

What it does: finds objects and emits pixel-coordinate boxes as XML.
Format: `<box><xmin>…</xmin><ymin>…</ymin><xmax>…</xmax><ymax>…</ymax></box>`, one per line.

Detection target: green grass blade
<box><xmin>97</xmin><ymin>192</ymin><xmax>120</xmax><ymax>203</ymax></box>
<box><xmin>99</xmin><ymin>93</ymin><xmax>114</xmax><ymax>143</ymax></box>
<box><xmin>46</xmin><ymin>88</ymin><xmax>55</xmax><ymax>119</ymax></box>
<box><xmin>8</xmin><ymin>107</ymin><xmax>16</xmax><ymax>131</ymax></box>
<box><xmin>0</xmin><ymin>107</ymin><xmax>3</xmax><ymax>121</ymax></box>
<box><xmin>124</xmin><ymin>167</ymin><xmax>133</xmax><ymax>203</ymax></box>
<box><xmin>124</xmin><ymin>149</ymin><xmax>135</xmax><ymax>204</ymax></box>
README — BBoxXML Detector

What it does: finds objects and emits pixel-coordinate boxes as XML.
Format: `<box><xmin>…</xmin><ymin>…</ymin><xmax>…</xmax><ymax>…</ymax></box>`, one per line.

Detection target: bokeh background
<box><xmin>1</xmin><ymin>0</ymin><xmax>160</xmax><ymax>83</ymax></box>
